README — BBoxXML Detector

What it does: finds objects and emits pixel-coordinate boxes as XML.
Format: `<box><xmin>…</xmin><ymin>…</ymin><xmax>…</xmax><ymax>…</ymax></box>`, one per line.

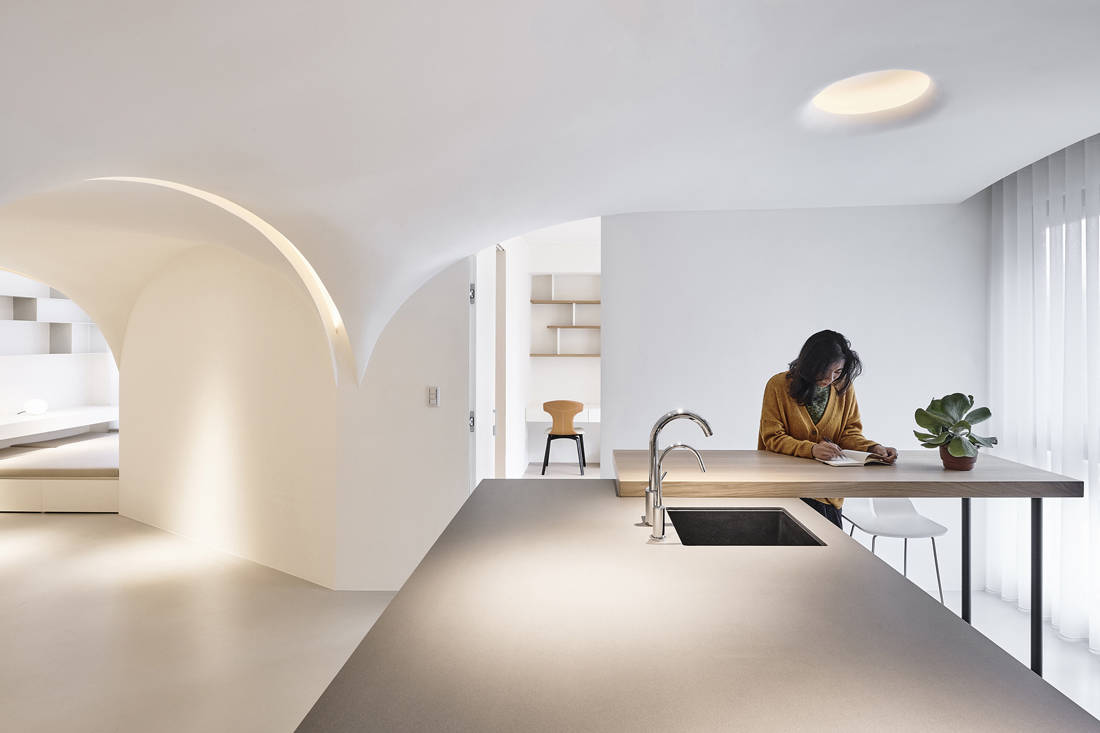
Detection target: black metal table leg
<box><xmin>962</xmin><ymin>498</ymin><xmax>971</xmax><ymax>624</ymax></box>
<box><xmin>1032</xmin><ymin>497</ymin><xmax>1042</xmax><ymax>676</ymax></box>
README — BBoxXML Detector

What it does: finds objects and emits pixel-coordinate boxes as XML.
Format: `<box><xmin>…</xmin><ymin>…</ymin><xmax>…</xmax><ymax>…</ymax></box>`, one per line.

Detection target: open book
<box><xmin>816</xmin><ymin>450</ymin><xmax>892</xmax><ymax>467</ymax></box>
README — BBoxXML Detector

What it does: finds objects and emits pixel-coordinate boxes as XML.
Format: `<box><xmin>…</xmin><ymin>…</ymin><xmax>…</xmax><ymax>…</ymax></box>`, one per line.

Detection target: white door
<box><xmin>494</xmin><ymin>246</ymin><xmax>507</xmax><ymax>478</ymax></box>
<box><xmin>469</xmin><ymin>249</ymin><xmax>496</xmax><ymax>490</ymax></box>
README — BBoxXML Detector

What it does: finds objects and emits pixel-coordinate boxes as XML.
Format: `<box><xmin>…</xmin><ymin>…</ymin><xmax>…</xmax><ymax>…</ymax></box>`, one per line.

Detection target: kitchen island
<box><xmin>615</xmin><ymin>448</ymin><xmax>1081</xmax><ymax>676</ymax></box>
<box><xmin>297</xmin><ymin>479</ymin><xmax>1094</xmax><ymax>732</ymax></box>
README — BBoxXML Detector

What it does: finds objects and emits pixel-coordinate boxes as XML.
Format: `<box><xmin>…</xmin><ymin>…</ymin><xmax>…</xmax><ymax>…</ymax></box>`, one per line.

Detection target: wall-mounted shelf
<box><xmin>0</xmin><ymin>290</ymin><xmax>107</xmax><ymax>355</ymax></box>
<box><xmin>531</xmin><ymin>273</ymin><xmax>601</xmax><ymax>357</ymax></box>
<box><xmin>13</xmin><ymin>296</ymin><xmax>93</xmax><ymax>324</ymax></box>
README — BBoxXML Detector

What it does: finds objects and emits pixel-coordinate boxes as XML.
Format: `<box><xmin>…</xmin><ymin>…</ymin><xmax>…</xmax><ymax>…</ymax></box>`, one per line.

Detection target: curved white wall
<box><xmin>0</xmin><ymin>181</ymin><xmax>298</xmax><ymax>360</ymax></box>
<box><xmin>121</xmin><ymin>245</ymin><xmax>472</xmax><ymax>589</ymax></box>
<box><xmin>0</xmin><ymin>184</ymin><xmax>477</xmax><ymax>590</ymax></box>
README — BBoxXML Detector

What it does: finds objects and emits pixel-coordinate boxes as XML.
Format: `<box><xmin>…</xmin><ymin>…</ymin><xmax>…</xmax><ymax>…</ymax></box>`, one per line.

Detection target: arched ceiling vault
<box><xmin>1</xmin><ymin>1</ymin><xmax>1099</xmax><ymax>377</ymax></box>
<box><xmin>0</xmin><ymin>182</ymin><xmax>312</xmax><ymax>368</ymax></box>
<box><xmin>91</xmin><ymin>177</ymin><xmax>356</xmax><ymax>384</ymax></box>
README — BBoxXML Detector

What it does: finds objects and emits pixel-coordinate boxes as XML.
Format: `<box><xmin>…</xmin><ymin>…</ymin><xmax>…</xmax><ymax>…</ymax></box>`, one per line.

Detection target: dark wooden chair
<box><xmin>541</xmin><ymin>400</ymin><xmax>585</xmax><ymax>475</ymax></box>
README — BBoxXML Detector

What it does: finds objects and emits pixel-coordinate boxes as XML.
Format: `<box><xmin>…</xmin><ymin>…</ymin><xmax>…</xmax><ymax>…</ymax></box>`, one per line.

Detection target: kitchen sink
<box><xmin>665</xmin><ymin>507</ymin><xmax>824</xmax><ymax>546</ymax></box>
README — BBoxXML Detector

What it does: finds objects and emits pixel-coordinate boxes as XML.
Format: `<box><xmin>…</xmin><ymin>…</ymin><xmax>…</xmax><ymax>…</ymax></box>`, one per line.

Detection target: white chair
<box><xmin>842</xmin><ymin>498</ymin><xmax>947</xmax><ymax>604</ymax></box>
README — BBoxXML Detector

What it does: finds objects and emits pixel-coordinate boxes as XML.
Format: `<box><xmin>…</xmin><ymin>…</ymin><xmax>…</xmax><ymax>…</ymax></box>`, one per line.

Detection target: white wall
<box><xmin>473</xmin><ymin>249</ymin><xmax>495</xmax><ymax>485</ymax></box>
<box><xmin>122</xmin><ymin>246</ymin><xmax>472</xmax><ymax>590</ymax></box>
<box><xmin>523</xmin><ymin>218</ymin><xmax>602</xmax><ymax>272</ymax></box>
<box><xmin>601</xmin><ymin>196</ymin><xmax>990</xmax><ymax>594</ymax></box>
<box><xmin>502</xmin><ymin>240</ymin><xmax>531</xmax><ymax>477</ymax></box>
<box><xmin>0</xmin><ymin>354</ymin><xmax>117</xmax><ymax>414</ymax></box>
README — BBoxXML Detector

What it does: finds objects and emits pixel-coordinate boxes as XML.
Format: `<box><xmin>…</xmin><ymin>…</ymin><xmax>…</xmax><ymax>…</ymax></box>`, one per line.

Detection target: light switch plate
<box><xmin>427</xmin><ymin>386</ymin><xmax>439</xmax><ymax>407</ymax></box>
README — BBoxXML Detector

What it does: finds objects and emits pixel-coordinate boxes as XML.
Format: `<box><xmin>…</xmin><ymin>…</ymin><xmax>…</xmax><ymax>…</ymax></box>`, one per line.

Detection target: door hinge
<box><xmin>469</xmin><ymin>283</ymin><xmax>476</xmax><ymax>304</ymax></box>
<box><xmin>469</xmin><ymin>410</ymin><xmax>476</xmax><ymax>432</ymax></box>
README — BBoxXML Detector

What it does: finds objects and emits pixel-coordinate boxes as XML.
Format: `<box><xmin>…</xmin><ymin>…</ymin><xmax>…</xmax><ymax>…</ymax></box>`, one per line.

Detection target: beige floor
<box><xmin>522</xmin><ymin>462</ymin><xmax>600</xmax><ymax>478</ymax></box>
<box><xmin>0</xmin><ymin>513</ymin><xmax>393</xmax><ymax>733</ymax></box>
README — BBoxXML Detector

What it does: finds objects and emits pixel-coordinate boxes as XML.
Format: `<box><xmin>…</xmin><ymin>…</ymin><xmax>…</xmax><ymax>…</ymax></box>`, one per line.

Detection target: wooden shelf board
<box><xmin>530</xmin><ymin>353</ymin><xmax>601</xmax><ymax>358</ymax></box>
<box><xmin>546</xmin><ymin>325</ymin><xmax>600</xmax><ymax>329</ymax></box>
<box><xmin>530</xmin><ymin>299</ymin><xmax>601</xmax><ymax>305</ymax></box>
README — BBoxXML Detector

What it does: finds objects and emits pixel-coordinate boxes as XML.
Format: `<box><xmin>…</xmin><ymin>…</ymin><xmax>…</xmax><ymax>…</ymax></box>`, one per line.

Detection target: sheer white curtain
<box><xmin>985</xmin><ymin>133</ymin><xmax>1100</xmax><ymax>650</ymax></box>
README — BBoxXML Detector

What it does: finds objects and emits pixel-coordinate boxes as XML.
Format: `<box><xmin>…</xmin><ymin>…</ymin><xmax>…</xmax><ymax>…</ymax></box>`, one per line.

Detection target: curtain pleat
<box><xmin>1058</xmin><ymin>143</ymin><xmax>1088</xmax><ymax>640</ymax></box>
<box><xmin>984</xmin><ymin>133</ymin><xmax>1100</xmax><ymax>647</ymax></box>
<box><xmin>1085</xmin><ymin>137</ymin><xmax>1100</xmax><ymax>650</ymax></box>
<box><xmin>986</xmin><ymin>181</ymin><xmax>1006</xmax><ymax>598</ymax></box>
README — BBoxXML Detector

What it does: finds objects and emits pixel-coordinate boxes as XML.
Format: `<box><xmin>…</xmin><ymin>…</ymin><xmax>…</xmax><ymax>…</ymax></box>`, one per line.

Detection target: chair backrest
<box><xmin>870</xmin><ymin>498</ymin><xmax>919</xmax><ymax>517</ymax></box>
<box><xmin>543</xmin><ymin>400</ymin><xmax>583</xmax><ymax>435</ymax></box>
<box><xmin>841</xmin><ymin>497</ymin><xmax>872</xmax><ymax>521</ymax></box>
<box><xmin>841</xmin><ymin>497</ymin><xmax>920</xmax><ymax>524</ymax></box>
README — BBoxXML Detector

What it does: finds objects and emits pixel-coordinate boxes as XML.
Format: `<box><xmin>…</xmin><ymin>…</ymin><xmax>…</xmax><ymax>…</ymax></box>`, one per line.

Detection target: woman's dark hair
<box><xmin>786</xmin><ymin>330</ymin><xmax>862</xmax><ymax>405</ymax></box>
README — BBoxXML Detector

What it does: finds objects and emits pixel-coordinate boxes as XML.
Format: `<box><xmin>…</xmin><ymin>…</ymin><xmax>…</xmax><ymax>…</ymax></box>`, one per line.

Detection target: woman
<box><xmin>757</xmin><ymin>330</ymin><xmax>897</xmax><ymax>528</ymax></box>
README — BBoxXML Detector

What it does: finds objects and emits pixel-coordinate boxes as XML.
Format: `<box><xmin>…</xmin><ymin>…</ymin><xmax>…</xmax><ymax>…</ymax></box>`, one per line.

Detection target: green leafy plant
<box><xmin>914</xmin><ymin>393</ymin><xmax>999</xmax><ymax>458</ymax></box>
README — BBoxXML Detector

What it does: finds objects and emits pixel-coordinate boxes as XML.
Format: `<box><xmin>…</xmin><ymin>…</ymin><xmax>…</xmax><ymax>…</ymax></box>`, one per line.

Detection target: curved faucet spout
<box><xmin>659</xmin><ymin>442</ymin><xmax>707</xmax><ymax>474</ymax></box>
<box><xmin>651</xmin><ymin>442</ymin><xmax>707</xmax><ymax>540</ymax></box>
<box><xmin>649</xmin><ymin>409</ymin><xmax>713</xmax><ymax>445</ymax></box>
<box><xmin>645</xmin><ymin>409</ymin><xmax>713</xmax><ymax>527</ymax></box>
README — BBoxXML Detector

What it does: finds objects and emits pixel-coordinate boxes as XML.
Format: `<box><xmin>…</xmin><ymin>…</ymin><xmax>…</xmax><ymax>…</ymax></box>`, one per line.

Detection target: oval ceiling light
<box><xmin>811</xmin><ymin>69</ymin><xmax>932</xmax><ymax>116</ymax></box>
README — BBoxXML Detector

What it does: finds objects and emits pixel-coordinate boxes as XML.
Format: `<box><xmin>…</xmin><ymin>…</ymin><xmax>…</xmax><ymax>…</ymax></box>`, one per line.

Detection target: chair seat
<box><xmin>843</xmin><ymin>498</ymin><xmax>947</xmax><ymax>539</ymax></box>
<box><xmin>545</xmin><ymin>427</ymin><xmax>584</xmax><ymax>434</ymax></box>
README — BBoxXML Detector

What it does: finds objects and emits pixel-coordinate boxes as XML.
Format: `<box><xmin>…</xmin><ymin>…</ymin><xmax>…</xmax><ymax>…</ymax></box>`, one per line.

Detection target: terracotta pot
<box><xmin>940</xmin><ymin>444</ymin><xmax>977</xmax><ymax>471</ymax></box>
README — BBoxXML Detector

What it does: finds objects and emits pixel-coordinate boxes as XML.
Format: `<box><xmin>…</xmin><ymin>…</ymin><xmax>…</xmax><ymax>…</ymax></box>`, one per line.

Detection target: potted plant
<box><xmin>914</xmin><ymin>393</ymin><xmax>998</xmax><ymax>470</ymax></box>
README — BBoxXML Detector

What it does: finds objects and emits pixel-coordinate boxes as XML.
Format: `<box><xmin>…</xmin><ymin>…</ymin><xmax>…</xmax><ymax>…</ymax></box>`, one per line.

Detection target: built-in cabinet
<box><xmin>529</xmin><ymin>273</ymin><xmax>601</xmax><ymax>357</ymax></box>
<box><xmin>0</xmin><ymin>272</ymin><xmax>108</xmax><ymax>356</ymax></box>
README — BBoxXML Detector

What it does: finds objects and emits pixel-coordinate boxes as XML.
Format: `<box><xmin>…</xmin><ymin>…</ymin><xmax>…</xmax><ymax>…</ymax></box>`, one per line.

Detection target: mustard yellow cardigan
<box><xmin>757</xmin><ymin>371</ymin><xmax>880</xmax><ymax>508</ymax></box>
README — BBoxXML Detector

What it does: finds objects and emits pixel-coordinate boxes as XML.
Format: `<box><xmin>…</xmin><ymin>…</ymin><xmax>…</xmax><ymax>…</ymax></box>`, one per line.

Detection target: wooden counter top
<box><xmin>613</xmin><ymin>449</ymin><xmax>1083</xmax><ymax>498</ymax></box>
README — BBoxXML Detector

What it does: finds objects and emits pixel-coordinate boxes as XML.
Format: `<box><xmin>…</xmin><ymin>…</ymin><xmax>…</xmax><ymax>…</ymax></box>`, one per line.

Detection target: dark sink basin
<box><xmin>666</xmin><ymin>508</ymin><xmax>824</xmax><ymax>546</ymax></box>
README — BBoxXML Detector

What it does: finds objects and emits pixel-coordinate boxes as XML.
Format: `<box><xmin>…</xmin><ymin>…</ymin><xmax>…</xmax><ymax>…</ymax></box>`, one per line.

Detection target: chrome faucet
<box><xmin>645</xmin><ymin>409</ymin><xmax>713</xmax><ymax>526</ymax></box>
<box><xmin>651</xmin><ymin>443</ymin><xmax>707</xmax><ymax>540</ymax></box>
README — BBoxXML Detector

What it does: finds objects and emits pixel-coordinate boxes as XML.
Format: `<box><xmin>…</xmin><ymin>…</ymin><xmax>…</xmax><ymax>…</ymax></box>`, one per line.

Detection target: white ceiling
<box><xmin>1</xmin><ymin>1</ymin><xmax>1098</xmax><ymax>374</ymax></box>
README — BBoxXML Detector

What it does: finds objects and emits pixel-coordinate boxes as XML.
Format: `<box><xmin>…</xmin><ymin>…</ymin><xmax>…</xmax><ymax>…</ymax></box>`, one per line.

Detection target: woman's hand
<box><xmin>812</xmin><ymin>440</ymin><xmax>844</xmax><ymax>460</ymax></box>
<box><xmin>871</xmin><ymin>444</ymin><xmax>898</xmax><ymax>464</ymax></box>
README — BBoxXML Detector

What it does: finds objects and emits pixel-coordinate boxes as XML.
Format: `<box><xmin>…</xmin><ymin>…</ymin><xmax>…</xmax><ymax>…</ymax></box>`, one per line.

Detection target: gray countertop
<box><xmin>298</xmin><ymin>480</ymin><xmax>1096</xmax><ymax>732</ymax></box>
